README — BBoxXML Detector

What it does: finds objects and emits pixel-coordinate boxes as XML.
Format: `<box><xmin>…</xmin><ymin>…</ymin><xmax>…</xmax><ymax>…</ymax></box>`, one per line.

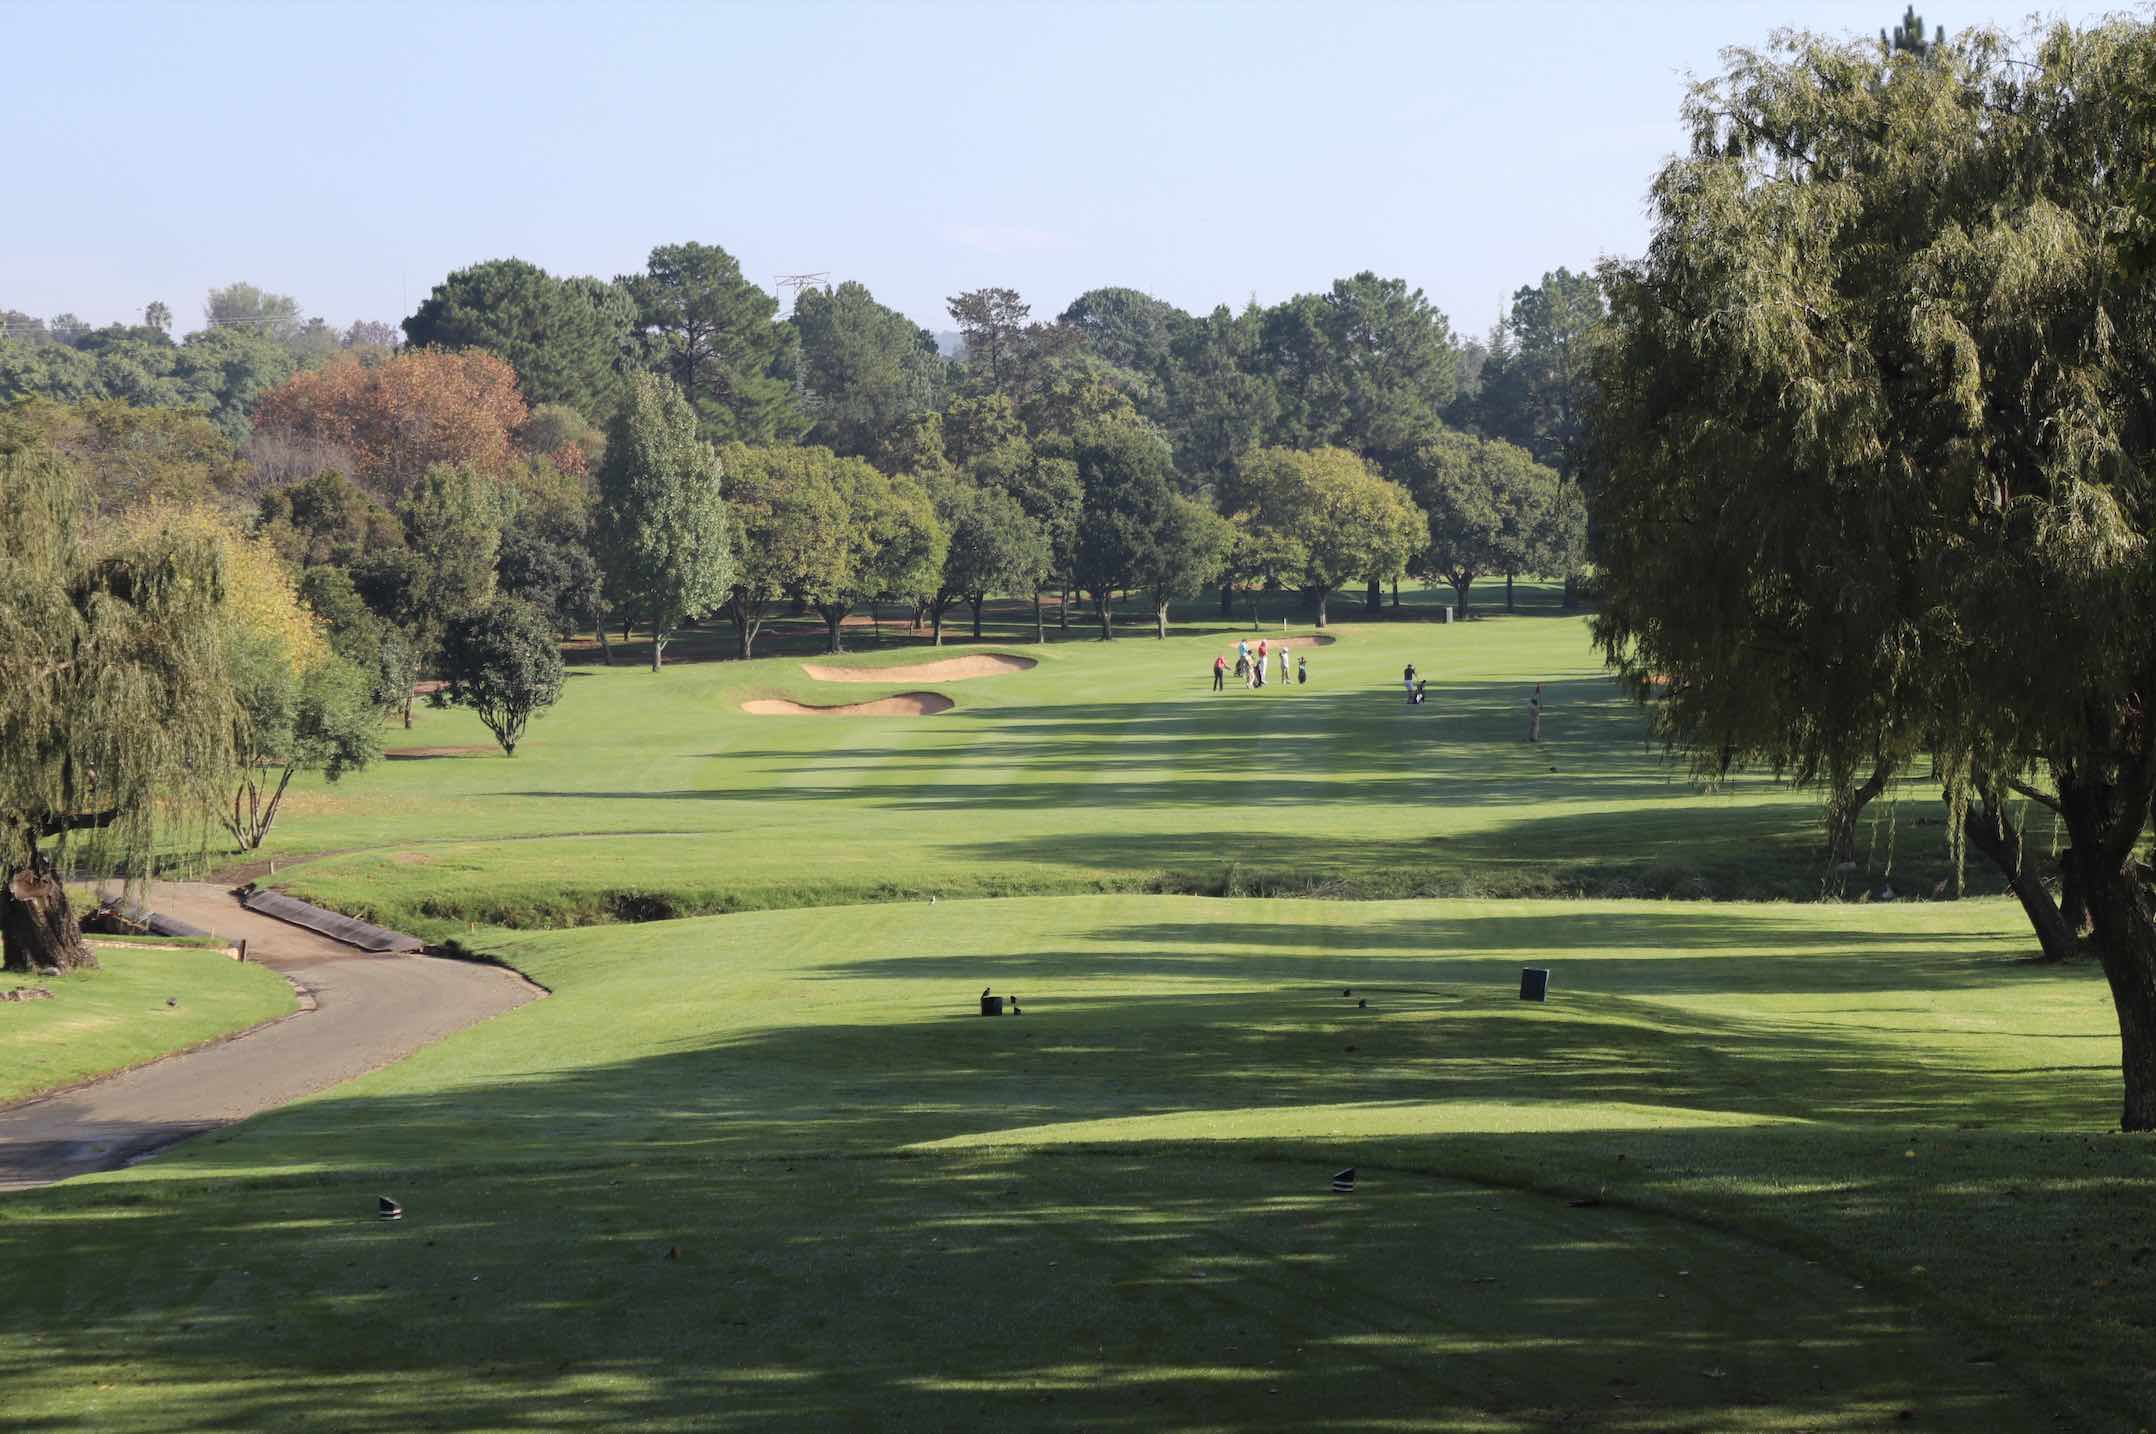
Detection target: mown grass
<box><xmin>5</xmin><ymin>581</ymin><xmax>2116</xmax><ymax>1430</ymax></box>
<box><xmin>0</xmin><ymin>947</ymin><xmax>295</xmax><ymax>1106</ymax></box>
<box><xmin>0</xmin><ymin>895</ymin><xmax>2136</xmax><ymax>1430</ymax></box>
<box><xmin>240</xmin><ymin>583</ymin><xmax>1999</xmax><ymax>940</ymax></box>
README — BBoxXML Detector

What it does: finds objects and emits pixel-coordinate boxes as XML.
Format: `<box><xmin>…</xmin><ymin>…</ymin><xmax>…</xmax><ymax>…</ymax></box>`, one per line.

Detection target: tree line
<box><xmin>0</xmin><ymin>248</ymin><xmax>1592</xmax><ymax>972</ymax></box>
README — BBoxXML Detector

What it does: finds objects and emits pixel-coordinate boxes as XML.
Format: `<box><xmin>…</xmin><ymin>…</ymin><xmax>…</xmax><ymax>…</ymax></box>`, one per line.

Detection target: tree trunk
<box><xmin>650</xmin><ymin>633</ymin><xmax>665</xmax><ymax>671</ymax></box>
<box><xmin>1155</xmin><ymin>601</ymin><xmax>1169</xmax><ymax>639</ymax></box>
<box><xmin>1248</xmin><ymin>594</ymin><xmax>1261</xmax><ymax>630</ymax></box>
<box><xmin>595</xmin><ymin>620</ymin><xmax>613</xmax><ymax>666</ymax></box>
<box><xmin>931</xmin><ymin>606</ymin><xmax>945</xmax><ymax>646</ymax></box>
<box><xmin>1219</xmin><ymin>582</ymin><xmax>1234</xmax><ymax>619</ymax></box>
<box><xmin>820</xmin><ymin>606</ymin><xmax>846</xmax><ymax>654</ymax></box>
<box><xmin>789</xmin><ymin>594</ymin><xmax>807</xmax><ymax>617</ymax></box>
<box><xmin>257</xmin><ymin>766</ymin><xmax>297</xmax><ymax>842</ymax></box>
<box><xmin>1562</xmin><ymin>571</ymin><xmax>1580</xmax><ymax>611</ymax></box>
<box><xmin>1962</xmin><ymin>791</ymin><xmax>2078</xmax><ymax>963</ymax></box>
<box><xmin>1096</xmin><ymin>591</ymin><xmax>1112</xmax><ymax>640</ymax></box>
<box><xmin>227</xmin><ymin>770</ymin><xmax>261</xmax><ymax>853</ymax></box>
<box><xmin>1391</xmin><ymin>576</ymin><xmax>1401</xmax><ymax>609</ymax></box>
<box><xmin>970</xmin><ymin>598</ymin><xmax>985</xmax><ymax>640</ymax></box>
<box><xmin>2</xmin><ymin>849</ymin><xmax>96</xmax><ymax>974</ymax></box>
<box><xmin>1451</xmin><ymin>577</ymin><xmax>1472</xmax><ymax>620</ymax></box>
<box><xmin>1364</xmin><ymin>577</ymin><xmax>1382</xmax><ymax>613</ymax></box>
<box><xmin>1033</xmin><ymin>590</ymin><xmax>1044</xmax><ymax>644</ymax></box>
<box><xmin>2061</xmin><ymin>849</ymin><xmax>2093</xmax><ymax>937</ymax></box>
<box><xmin>731</xmin><ymin>604</ymin><xmax>754</xmax><ymax>661</ymax></box>
<box><xmin>623</xmin><ymin>618</ymin><xmax>632</xmax><ymax>642</ymax></box>
<box><xmin>1825</xmin><ymin>760</ymin><xmax>1896</xmax><ymax>862</ymax></box>
<box><xmin>2084</xmin><ymin>868</ymin><xmax>2156</xmax><ymax>1130</ymax></box>
<box><xmin>1505</xmin><ymin>572</ymin><xmax>1516</xmax><ymax>611</ymax></box>
<box><xmin>401</xmin><ymin>692</ymin><xmax>414</xmax><ymax>729</ymax></box>
<box><xmin>2053</xmin><ymin>756</ymin><xmax>2156</xmax><ymax>1130</ymax></box>
<box><xmin>1314</xmin><ymin>589</ymin><xmax>1329</xmax><ymax>629</ymax></box>
<box><xmin>1059</xmin><ymin>580</ymin><xmax>1071</xmax><ymax>633</ymax></box>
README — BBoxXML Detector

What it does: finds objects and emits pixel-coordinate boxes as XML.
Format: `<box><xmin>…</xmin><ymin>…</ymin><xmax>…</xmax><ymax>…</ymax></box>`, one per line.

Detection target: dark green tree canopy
<box><xmin>396</xmin><ymin>463</ymin><xmax>502</xmax><ymax>666</ymax></box>
<box><xmin>622</xmin><ymin>243</ymin><xmax>801</xmax><ymax>444</ymax></box>
<box><xmin>945</xmin><ymin>287</ymin><xmax>1032</xmax><ymax>396</ymax></box>
<box><xmin>1402</xmin><ymin>433</ymin><xmax>1556</xmax><ymax>618</ymax></box>
<box><xmin>925</xmin><ymin>477</ymin><xmax>1051</xmax><ymax>642</ymax></box>
<box><xmin>593</xmin><ymin>372</ymin><xmax>732</xmax><ymax>670</ymax></box>
<box><xmin>1238</xmin><ymin>445</ymin><xmax>1424</xmax><ymax>628</ymax></box>
<box><xmin>259</xmin><ymin>469</ymin><xmax>403</xmax><ymax>569</ymax></box>
<box><xmin>403</xmin><ymin>258</ymin><xmax>633</xmax><ymax>422</ymax></box>
<box><xmin>1165</xmin><ymin>303</ymin><xmax>1278</xmax><ymax>502</ymax></box>
<box><xmin>714</xmin><ymin>441</ymin><xmax>852</xmax><ymax>660</ymax></box>
<box><xmin>1487</xmin><ymin>268</ymin><xmax>1605</xmax><ymax>476</ymax></box>
<box><xmin>1069</xmin><ymin>419</ymin><xmax>1214</xmax><ymax>638</ymax></box>
<box><xmin>1588</xmin><ymin>16</ymin><xmax>2156</xmax><ymax>1127</ymax></box>
<box><xmin>1883</xmin><ymin>5</ymin><xmax>1944</xmax><ymax>56</ymax></box>
<box><xmin>1255</xmin><ymin>273</ymin><xmax>1457</xmax><ymax>469</ymax></box>
<box><xmin>499</xmin><ymin>527</ymin><xmax>604</xmax><ymax>641</ymax></box>
<box><xmin>787</xmin><ymin>281</ymin><xmax>943</xmax><ymax>461</ymax></box>
<box><xmin>803</xmin><ymin>452</ymin><xmax>946</xmax><ymax>653</ymax></box>
<box><xmin>442</xmin><ymin>598</ymin><xmax>566</xmax><ymax>757</ymax></box>
<box><xmin>1058</xmin><ymin>287</ymin><xmax>1189</xmax><ymax>388</ymax></box>
<box><xmin>0</xmin><ymin>325</ymin><xmax>294</xmax><ymax>442</ymax></box>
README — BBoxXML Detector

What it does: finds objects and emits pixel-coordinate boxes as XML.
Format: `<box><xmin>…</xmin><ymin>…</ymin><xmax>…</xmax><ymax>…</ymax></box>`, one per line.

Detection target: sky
<box><xmin>0</xmin><ymin>0</ymin><xmax>2130</xmax><ymax>340</ymax></box>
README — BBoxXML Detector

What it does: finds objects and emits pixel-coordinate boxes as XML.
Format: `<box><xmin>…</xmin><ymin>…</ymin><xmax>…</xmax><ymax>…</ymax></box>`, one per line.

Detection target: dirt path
<box><xmin>0</xmin><ymin>884</ymin><xmax>537</xmax><ymax>1192</ymax></box>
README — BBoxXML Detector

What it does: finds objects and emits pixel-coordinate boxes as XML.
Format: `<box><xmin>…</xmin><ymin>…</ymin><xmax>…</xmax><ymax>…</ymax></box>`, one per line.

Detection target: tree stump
<box><xmin>2</xmin><ymin>857</ymin><xmax>98</xmax><ymax>975</ymax></box>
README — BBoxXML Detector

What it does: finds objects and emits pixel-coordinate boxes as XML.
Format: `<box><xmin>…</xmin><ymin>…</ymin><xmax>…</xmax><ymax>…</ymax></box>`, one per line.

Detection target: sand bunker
<box><xmin>800</xmin><ymin>654</ymin><xmax>1037</xmax><ymax>683</ymax></box>
<box><xmin>742</xmin><ymin>692</ymin><xmax>954</xmax><ymax>717</ymax></box>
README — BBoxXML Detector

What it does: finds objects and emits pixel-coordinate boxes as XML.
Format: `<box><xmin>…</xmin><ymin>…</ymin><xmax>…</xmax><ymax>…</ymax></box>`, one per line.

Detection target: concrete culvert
<box><xmin>741</xmin><ymin>692</ymin><xmax>955</xmax><ymax>717</ymax></box>
<box><xmin>799</xmin><ymin>655</ymin><xmax>1036</xmax><ymax>683</ymax></box>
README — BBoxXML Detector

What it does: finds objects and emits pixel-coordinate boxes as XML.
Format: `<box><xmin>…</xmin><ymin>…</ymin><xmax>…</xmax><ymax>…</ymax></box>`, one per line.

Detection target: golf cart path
<box><xmin>0</xmin><ymin>883</ymin><xmax>536</xmax><ymax>1191</ymax></box>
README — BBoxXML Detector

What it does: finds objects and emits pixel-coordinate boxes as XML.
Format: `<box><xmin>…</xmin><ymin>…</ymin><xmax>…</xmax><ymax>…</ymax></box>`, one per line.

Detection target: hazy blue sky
<box><xmin>2</xmin><ymin>1</ymin><xmax>2123</xmax><ymax>339</ymax></box>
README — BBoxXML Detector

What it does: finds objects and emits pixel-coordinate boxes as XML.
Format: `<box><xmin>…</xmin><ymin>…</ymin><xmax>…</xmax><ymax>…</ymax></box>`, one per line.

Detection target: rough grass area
<box><xmin>244</xmin><ymin>584</ymin><xmax>2002</xmax><ymax>940</ymax></box>
<box><xmin>0</xmin><ymin>947</ymin><xmax>295</xmax><ymax>1106</ymax></box>
<box><xmin>1</xmin><ymin>895</ymin><xmax>2135</xmax><ymax>1430</ymax></box>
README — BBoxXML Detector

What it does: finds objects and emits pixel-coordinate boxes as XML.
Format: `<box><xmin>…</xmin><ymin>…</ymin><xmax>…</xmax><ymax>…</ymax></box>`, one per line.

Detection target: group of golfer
<box><xmin>1210</xmin><ymin>644</ymin><xmax>1546</xmax><ymax>742</ymax></box>
<box><xmin>1215</xmin><ymin>638</ymin><xmax>1305</xmax><ymax>690</ymax></box>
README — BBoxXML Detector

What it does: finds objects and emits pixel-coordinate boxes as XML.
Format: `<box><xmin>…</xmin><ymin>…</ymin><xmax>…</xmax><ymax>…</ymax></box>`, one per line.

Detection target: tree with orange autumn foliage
<box><xmin>252</xmin><ymin>349</ymin><xmax>530</xmax><ymax>496</ymax></box>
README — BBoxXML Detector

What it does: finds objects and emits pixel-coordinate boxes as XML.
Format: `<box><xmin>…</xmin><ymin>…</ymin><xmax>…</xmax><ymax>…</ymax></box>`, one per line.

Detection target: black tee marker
<box><xmin>378</xmin><ymin>1196</ymin><xmax>403</xmax><ymax>1220</ymax></box>
<box><xmin>1331</xmin><ymin>1168</ymin><xmax>1356</xmax><ymax>1193</ymax></box>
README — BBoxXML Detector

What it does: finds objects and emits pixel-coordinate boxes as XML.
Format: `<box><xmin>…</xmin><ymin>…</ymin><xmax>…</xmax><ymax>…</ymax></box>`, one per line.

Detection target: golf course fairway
<box><xmin>2</xmin><ymin>893</ymin><xmax>2138</xmax><ymax>1430</ymax></box>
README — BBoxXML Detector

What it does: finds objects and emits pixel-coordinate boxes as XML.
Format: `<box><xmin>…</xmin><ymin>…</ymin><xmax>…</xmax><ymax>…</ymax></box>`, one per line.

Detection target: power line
<box><xmin>774</xmin><ymin>271</ymin><xmax>830</xmax><ymax>315</ymax></box>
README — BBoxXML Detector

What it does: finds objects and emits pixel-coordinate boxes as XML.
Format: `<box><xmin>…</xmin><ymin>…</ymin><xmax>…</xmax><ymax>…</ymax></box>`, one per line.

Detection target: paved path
<box><xmin>0</xmin><ymin>884</ymin><xmax>537</xmax><ymax>1191</ymax></box>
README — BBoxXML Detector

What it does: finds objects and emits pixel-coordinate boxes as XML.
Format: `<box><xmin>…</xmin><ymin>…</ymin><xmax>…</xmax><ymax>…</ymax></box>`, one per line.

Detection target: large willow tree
<box><xmin>1590</xmin><ymin>19</ymin><xmax>2156</xmax><ymax>1127</ymax></box>
<box><xmin>0</xmin><ymin>426</ymin><xmax>232</xmax><ymax>973</ymax></box>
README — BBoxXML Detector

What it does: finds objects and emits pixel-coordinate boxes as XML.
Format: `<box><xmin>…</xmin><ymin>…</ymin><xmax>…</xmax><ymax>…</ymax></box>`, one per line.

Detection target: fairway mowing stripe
<box><xmin>769</xmin><ymin>706</ymin><xmax>954</xmax><ymax>798</ymax></box>
<box><xmin>919</xmin><ymin>698</ymin><xmax>1048</xmax><ymax>801</ymax></box>
<box><xmin>911</xmin><ymin>1145</ymin><xmax>1966</xmax><ymax>1416</ymax></box>
<box><xmin>1074</xmin><ymin>695</ymin><xmax>1192</xmax><ymax>797</ymax></box>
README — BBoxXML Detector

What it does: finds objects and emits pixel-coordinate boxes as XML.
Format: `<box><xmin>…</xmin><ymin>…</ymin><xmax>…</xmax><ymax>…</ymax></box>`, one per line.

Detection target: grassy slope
<box><xmin>2</xmin><ymin>895</ymin><xmax>2138</xmax><ymax>1430</ymax></box>
<box><xmin>257</xmin><ymin>585</ymin><xmax>1990</xmax><ymax>938</ymax></box>
<box><xmin>0</xmin><ymin>947</ymin><xmax>295</xmax><ymax>1105</ymax></box>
